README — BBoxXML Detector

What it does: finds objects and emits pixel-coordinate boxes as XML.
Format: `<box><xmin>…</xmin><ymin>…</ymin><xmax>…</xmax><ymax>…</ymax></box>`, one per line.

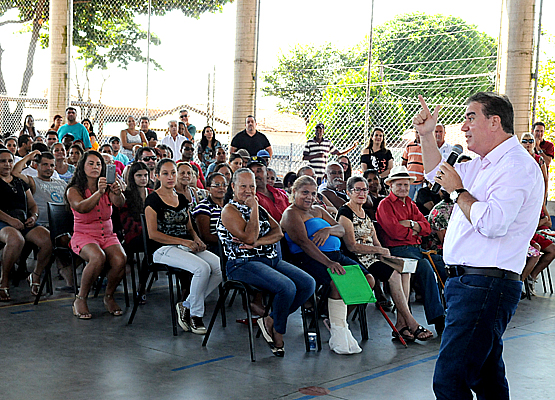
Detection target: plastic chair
<box><xmin>127</xmin><ymin>214</ymin><xmax>182</xmax><ymax>336</ymax></box>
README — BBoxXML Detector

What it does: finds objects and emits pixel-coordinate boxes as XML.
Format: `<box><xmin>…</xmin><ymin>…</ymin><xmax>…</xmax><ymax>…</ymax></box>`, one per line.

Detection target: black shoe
<box><xmin>190</xmin><ymin>316</ymin><xmax>207</xmax><ymax>335</ymax></box>
<box><xmin>432</xmin><ymin>315</ymin><xmax>445</xmax><ymax>335</ymax></box>
<box><xmin>176</xmin><ymin>303</ymin><xmax>191</xmax><ymax>332</ymax></box>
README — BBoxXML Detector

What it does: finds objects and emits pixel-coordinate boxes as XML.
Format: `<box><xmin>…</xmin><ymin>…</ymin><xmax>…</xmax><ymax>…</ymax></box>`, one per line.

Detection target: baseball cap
<box><xmin>246</xmin><ymin>156</ymin><xmax>267</xmax><ymax>168</ymax></box>
<box><xmin>256</xmin><ymin>149</ymin><xmax>270</xmax><ymax>158</ymax></box>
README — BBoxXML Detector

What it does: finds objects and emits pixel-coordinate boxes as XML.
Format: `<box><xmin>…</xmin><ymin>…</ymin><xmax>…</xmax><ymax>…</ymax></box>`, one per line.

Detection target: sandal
<box><xmin>72</xmin><ymin>295</ymin><xmax>92</xmax><ymax>319</ymax></box>
<box><xmin>27</xmin><ymin>272</ymin><xmax>41</xmax><ymax>296</ymax></box>
<box><xmin>392</xmin><ymin>326</ymin><xmax>415</xmax><ymax>343</ymax></box>
<box><xmin>0</xmin><ymin>287</ymin><xmax>11</xmax><ymax>302</ymax></box>
<box><xmin>104</xmin><ymin>294</ymin><xmax>123</xmax><ymax>316</ymax></box>
<box><xmin>412</xmin><ymin>325</ymin><xmax>433</xmax><ymax>341</ymax></box>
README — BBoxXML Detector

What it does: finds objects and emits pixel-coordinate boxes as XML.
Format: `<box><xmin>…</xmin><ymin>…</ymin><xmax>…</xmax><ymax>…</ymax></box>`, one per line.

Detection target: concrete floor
<box><xmin>2</xmin><ymin>269</ymin><xmax>555</xmax><ymax>400</ymax></box>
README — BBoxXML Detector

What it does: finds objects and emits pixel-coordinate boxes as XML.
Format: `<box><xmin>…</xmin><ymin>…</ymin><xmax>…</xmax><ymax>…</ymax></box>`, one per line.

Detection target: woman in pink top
<box><xmin>66</xmin><ymin>151</ymin><xmax>126</xmax><ymax>319</ymax></box>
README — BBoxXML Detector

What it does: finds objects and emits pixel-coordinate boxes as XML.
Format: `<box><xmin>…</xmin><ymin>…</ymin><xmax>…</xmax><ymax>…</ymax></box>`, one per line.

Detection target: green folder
<box><xmin>328</xmin><ymin>265</ymin><xmax>377</xmax><ymax>305</ymax></box>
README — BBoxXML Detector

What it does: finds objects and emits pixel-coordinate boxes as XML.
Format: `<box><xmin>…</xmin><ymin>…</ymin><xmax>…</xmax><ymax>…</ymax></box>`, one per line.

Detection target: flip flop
<box><xmin>412</xmin><ymin>325</ymin><xmax>433</xmax><ymax>341</ymax></box>
<box><xmin>392</xmin><ymin>326</ymin><xmax>415</xmax><ymax>343</ymax></box>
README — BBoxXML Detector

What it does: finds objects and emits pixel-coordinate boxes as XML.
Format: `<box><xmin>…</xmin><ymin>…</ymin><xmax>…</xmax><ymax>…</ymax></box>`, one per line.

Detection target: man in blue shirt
<box><xmin>57</xmin><ymin>107</ymin><xmax>91</xmax><ymax>150</ymax></box>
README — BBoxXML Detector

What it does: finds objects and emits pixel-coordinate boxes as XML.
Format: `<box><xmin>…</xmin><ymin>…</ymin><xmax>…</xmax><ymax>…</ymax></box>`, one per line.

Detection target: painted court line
<box><xmin>171</xmin><ymin>355</ymin><xmax>234</xmax><ymax>372</ymax></box>
<box><xmin>10</xmin><ymin>309</ymin><xmax>34</xmax><ymax>315</ymax></box>
<box><xmin>296</xmin><ymin>328</ymin><xmax>555</xmax><ymax>399</ymax></box>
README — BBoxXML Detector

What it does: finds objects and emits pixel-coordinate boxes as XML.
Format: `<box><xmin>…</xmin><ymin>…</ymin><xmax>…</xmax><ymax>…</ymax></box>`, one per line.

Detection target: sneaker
<box><xmin>190</xmin><ymin>316</ymin><xmax>207</xmax><ymax>335</ymax></box>
<box><xmin>176</xmin><ymin>303</ymin><xmax>191</xmax><ymax>332</ymax></box>
<box><xmin>527</xmin><ymin>277</ymin><xmax>537</xmax><ymax>296</ymax></box>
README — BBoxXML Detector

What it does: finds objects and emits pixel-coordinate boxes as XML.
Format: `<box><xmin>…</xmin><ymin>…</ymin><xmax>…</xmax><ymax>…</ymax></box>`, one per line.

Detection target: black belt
<box><xmin>446</xmin><ymin>265</ymin><xmax>520</xmax><ymax>281</ymax></box>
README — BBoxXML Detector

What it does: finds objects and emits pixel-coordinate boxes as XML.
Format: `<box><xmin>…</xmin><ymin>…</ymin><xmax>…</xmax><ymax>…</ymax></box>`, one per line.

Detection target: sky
<box><xmin>0</xmin><ymin>0</ymin><xmax>553</xmax><ymax>124</ymax></box>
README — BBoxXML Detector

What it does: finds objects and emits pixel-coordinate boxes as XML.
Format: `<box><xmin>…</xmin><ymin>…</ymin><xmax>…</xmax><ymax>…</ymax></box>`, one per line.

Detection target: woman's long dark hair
<box><xmin>366</xmin><ymin>127</ymin><xmax>386</xmax><ymax>152</ymax></box>
<box><xmin>124</xmin><ymin>162</ymin><xmax>149</xmax><ymax>221</ymax></box>
<box><xmin>199</xmin><ymin>126</ymin><xmax>217</xmax><ymax>156</ymax></box>
<box><xmin>66</xmin><ymin>150</ymin><xmax>106</xmax><ymax>199</ymax></box>
<box><xmin>82</xmin><ymin>118</ymin><xmax>94</xmax><ymax>134</ymax></box>
<box><xmin>20</xmin><ymin>115</ymin><xmax>37</xmax><ymax>137</ymax></box>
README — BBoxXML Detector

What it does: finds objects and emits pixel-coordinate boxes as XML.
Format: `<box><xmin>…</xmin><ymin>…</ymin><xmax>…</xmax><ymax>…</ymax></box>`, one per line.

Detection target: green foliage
<box><xmin>262</xmin><ymin>12</ymin><xmax>498</xmax><ymax>141</ymax></box>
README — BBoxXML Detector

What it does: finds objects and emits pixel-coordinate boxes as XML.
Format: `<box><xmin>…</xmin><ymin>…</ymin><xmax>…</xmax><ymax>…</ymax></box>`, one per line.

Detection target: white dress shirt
<box><xmin>160</xmin><ymin>134</ymin><xmax>186</xmax><ymax>162</ymax></box>
<box><xmin>426</xmin><ymin>135</ymin><xmax>543</xmax><ymax>273</ymax></box>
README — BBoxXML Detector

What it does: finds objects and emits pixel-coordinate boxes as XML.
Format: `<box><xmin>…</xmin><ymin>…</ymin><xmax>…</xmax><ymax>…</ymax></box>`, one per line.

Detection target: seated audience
<box><xmin>99</xmin><ymin>144</ymin><xmax>125</xmax><ymax>176</ymax></box>
<box><xmin>120</xmin><ymin>117</ymin><xmax>147</xmax><ymax>160</ymax></box>
<box><xmin>213</xmin><ymin>163</ymin><xmax>232</xmax><ymax>183</ymax></box>
<box><xmin>267</xmin><ymin>167</ymin><xmax>278</xmax><ymax>187</ymax></box>
<box><xmin>51</xmin><ymin>142</ymin><xmax>75</xmax><ymax>183</ymax></box>
<box><xmin>424</xmin><ymin>191</ymin><xmax>454</xmax><ymax>254</ymax></box>
<box><xmin>337</xmin><ymin>176</ymin><xmax>432</xmax><ymax>341</ymax></box>
<box><xmin>68</xmin><ymin>143</ymin><xmax>84</xmax><ymax>166</ymax></box>
<box><xmin>109</xmin><ymin>136</ymin><xmax>130</xmax><ymax>166</ymax></box>
<box><xmin>297</xmin><ymin>166</ymin><xmax>337</xmax><ymax>216</ymax></box>
<box><xmin>192</xmin><ymin>172</ymin><xmax>227</xmax><ymax>253</ymax></box>
<box><xmin>82</xmin><ymin>119</ymin><xmax>98</xmax><ymax>151</ymax></box>
<box><xmin>337</xmin><ymin>156</ymin><xmax>352</xmax><ymax>181</ymax></box>
<box><xmin>376</xmin><ymin>166</ymin><xmax>446</xmax><ymax>334</ymax></box>
<box><xmin>50</xmin><ymin>114</ymin><xmax>63</xmax><ymax>132</ymax></box>
<box><xmin>206</xmin><ymin>147</ymin><xmax>227</xmax><ymax>175</ymax></box>
<box><xmin>248</xmin><ymin>157</ymin><xmax>289</xmax><ymax>222</ymax></box>
<box><xmin>145</xmin><ymin>159</ymin><xmax>222</xmax><ymax>334</ymax></box>
<box><xmin>46</xmin><ymin>130</ymin><xmax>59</xmax><ymax>148</ymax></box>
<box><xmin>5</xmin><ymin>137</ymin><xmax>18</xmax><ymax>157</ymax></box>
<box><xmin>0</xmin><ymin>149</ymin><xmax>53</xmax><ymax>301</ymax></box>
<box><xmin>282</xmin><ymin>172</ymin><xmax>297</xmax><ymax>194</ymax></box>
<box><xmin>414</xmin><ymin>181</ymin><xmax>442</xmax><ymax>217</ymax></box>
<box><xmin>175</xmin><ymin>162</ymin><xmax>207</xmax><ymax>208</ymax></box>
<box><xmin>197</xmin><ymin>126</ymin><xmax>221</xmax><ymax>176</ymax></box>
<box><xmin>179</xmin><ymin>140</ymin><xmax>205</xmax><ymax>188</ymax></box>
<box><xmin>521</xmin><ymin>132</ymin><xmax>549</xmax><ymax>199</ymax></box>
<box><xmin>281</xmin><ymin>175</ymin><xmax>371</xmax><ymax>354</ymax></box>
<box><xmin>228</xmin><ymin>152</ymin><xmax>243</xmax><ymax>174</ymax></box>
<box><xmin>320</xmin><ymin>162</ymin><xmax>349</xmax><ymax>210</ymax></box>
<box><xmin>66</xmin><ymin>151</ymin><xmax>127</xmax><ymax>318</ymax></box>
<box><xmin>218</xmin><ymin>168</ymin><xmax>315</xmax><ymax>356</ymax></box>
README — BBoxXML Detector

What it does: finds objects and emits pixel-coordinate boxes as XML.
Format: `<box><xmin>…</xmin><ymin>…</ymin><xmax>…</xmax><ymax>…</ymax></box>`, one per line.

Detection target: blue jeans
<box><xmin>389</xmin><ymin>245</ymin><xmax>445</xmax><ymax>323</ymax></box>
<box><xmin>433</xmin><ymin>275</ymin><xmax>522</xmax><ymax>400</ymax></box>
<box><xmin>226</xmin><ymin>257</ymin><xmax>316</xmax><ymax>335</ymax></box>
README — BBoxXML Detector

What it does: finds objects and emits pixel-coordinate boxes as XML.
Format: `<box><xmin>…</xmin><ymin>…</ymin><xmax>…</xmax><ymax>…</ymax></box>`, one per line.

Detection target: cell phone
<box><xmin>106</xmin><ymin>164</ymin><xmax>116</xmax><ymax>184</ymax></box>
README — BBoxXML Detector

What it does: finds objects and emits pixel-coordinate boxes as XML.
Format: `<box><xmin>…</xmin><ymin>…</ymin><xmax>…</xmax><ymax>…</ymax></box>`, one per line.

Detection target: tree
<box><xmin>262</xmin><ymin>13</ymin><xmax>497</xmax><ymax>143</ymax></box>
<box><xmin>0</xmin><ymin>0</ymin><xmax>232</xmax><ymax>134</ymax></box>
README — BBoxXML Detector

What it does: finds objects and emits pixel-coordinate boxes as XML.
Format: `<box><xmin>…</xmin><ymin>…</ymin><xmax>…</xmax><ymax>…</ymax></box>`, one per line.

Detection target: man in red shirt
<box><xmin>247</xmin><ymin>156</ymin><xmax>289</xmax><ymax>222</ymax></box>
<box><xmin>376</xmin><ymin>166</ymin><xmax>446</xmax><ymax>334</ymax></box>
<box><xmin>533</xmin><ymin>121</ymin><xmax>554</xmax><ymax>169</ymax></box>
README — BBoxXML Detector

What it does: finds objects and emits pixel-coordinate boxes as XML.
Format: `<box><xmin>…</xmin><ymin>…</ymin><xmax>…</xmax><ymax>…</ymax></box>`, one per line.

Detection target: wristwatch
<box><xmin>409</xmin><ymin>220</ymin><xmax>415</xmax><ymax>229</ymax></box>
<box><xmin>33</xmin><ymin>212</ymin><xmax>39</xmax><ymax>219</ymax></box>
<box><xmin>450</xmin><ymin>188</ymin><xmax>468</xmax><ymax>203</ymax></box>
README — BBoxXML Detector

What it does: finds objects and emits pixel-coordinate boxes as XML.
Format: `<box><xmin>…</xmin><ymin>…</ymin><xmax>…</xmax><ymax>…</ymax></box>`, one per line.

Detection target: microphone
<box><xmin>431</xmin><ymin>144</ymin><xmax>463</xmax><ymax>194</ymax></box>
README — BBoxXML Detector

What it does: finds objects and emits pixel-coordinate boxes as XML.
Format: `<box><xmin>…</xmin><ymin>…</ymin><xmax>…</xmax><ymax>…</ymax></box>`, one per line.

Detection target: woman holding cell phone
<box><xmin>66</xmin><ymin>150</ymin><xmax>127</xmax><ymax>319</ymax></box>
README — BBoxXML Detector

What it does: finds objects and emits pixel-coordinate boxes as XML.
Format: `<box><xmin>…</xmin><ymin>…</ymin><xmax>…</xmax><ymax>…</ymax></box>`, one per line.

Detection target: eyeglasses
<box><xmin>210</xmin><ymin>183</ymin><xmax>227</xmax><ymax>188</ymax></box>
<box><xmin>521</xmin><ymin>139</ymin><xmax>534</xmax><ymax>144</ymax></box>
<box><xmin>352</xmin><ymin>188</ymin><xmax>369</xmax><ymax>193</ymax></box>
<box><xmin>142</xmin><ymin>156</ymin><xmax>157</xmax><ymax>161</ymax></box>
<box><xmin>180</xmin><ymin>115</ymin><xmax>188</xmax><ymax>118</ymax></box>
<box><xmin>339</xmin><ymin>162</ymin><xmax>349</xmax><ymax>167</ymax></box>
<box><xmin>183</xmin><ymin>147</ymin><xmax>193</xmax><ymax>151</ymax></box>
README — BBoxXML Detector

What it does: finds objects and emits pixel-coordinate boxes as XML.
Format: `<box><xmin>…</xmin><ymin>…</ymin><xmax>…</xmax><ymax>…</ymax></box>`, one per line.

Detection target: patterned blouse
<box><xmin>424</xmin><ymin>200</ymin><xmax>455</xmax><ymax>251</ymax></box>
<box><xmin>337</xmin><ymin>205</ymin><xmax>378</xmax><ymax>267</ymax></box>
<box><xmin>216</xmin><ymin>200</ymin><xmax>277</xmax><ymax>260</ymax></box>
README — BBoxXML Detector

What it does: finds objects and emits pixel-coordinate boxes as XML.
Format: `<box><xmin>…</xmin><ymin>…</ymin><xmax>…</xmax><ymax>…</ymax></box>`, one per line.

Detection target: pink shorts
<box><xmin>70</xmin><ymin>231</ymin><xmax>121</xmax><ymax>255</ymax></box>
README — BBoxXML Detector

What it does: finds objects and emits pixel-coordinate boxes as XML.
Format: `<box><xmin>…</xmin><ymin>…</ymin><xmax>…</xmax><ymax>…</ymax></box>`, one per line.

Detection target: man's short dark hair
<box><xmin>31</xmin><ymin>142</ymin><xmax>49</xmax><ymax>153</ymax></box>
<box><xmin>108</xmin><ymin>136</ymin><xmax>120</xmax><ymax>144</ymax></box>
<box><xmin>246</xmin><ymin>115</ymin><xmax>256</xmax><ymax>122</ymax></box>
<box><xmin>140</xmin><ymin>116</ymin><xmax>150</xmax><ymax>122</ymax></box>
<box><xmin>36</xmin><ymin>151</ymin><xmax>54</xmax><ymax>163</ymax></box>
<box><xmin>532</xmin><ymin>121</ymin><xmax>545</xmax><ymax>130</ymax></box>
<box><xmin>467</xmin><ymin>92</ymin><xmax>514</xmax><ymax>134</ymax></box>
<box><xmin>65</xmin><ymin>106</ymin><xmax>76</xmax><ymax>113</ymax></box>
<box><xmin>180</xmin><ymin>140</ymin><xmax>194</xmax><ymax>151</ymax></box>
<box><xmin>18</xmin><ymin>134</ymin><xmax>32</xmax><ymax>147</ymax></box>
<box><xmin>46</xmin><ymin>131</ymin><xmax>58</xmax><ymax>138</ymax></box>
<box><xmin>100</xmin><ymin>143</ymin><xmax>114</xmax><ymax>153</ymax></box>
<box><xmin>179</xmin><ymin>109</ymin><xmax>188</xmax><ymax>115</ymax></box>
<box><xmin>136</xmin><ymin>146</ymin><xmax>155</xmax><ymax>160</ymax></box>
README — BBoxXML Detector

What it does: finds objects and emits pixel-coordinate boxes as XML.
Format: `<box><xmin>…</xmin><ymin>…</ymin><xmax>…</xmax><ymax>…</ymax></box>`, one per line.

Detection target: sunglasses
<box><xmin>180</xmin><ymin>115</ymin><xmax>188</xmax><ymax>118</ymax></box>
<box><xmin>142</xmin><ymin>156</ymin><xmax>157</xmax><ymax>161</ymax></box>
<box><xmin>521</xmin><ymin>139</ymin><xmax>534</xmax><ymax>144</ymax></box>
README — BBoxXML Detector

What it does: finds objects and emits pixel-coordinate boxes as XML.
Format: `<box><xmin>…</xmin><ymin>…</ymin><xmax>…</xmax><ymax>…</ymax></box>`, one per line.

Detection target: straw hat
<box><xmin>384</xmin><ymin>166</ymin><xmax>416</xmax><ymax>185</ymax></box>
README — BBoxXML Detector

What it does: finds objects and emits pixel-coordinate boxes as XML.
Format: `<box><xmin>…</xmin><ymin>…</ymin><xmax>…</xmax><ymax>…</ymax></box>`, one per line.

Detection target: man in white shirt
<box><xmin>434</xmin><ymin>123</ymin><xmax>453</xmax><ymax>160</ymax></box>
<box><xmin>160</xmin><ymin>120</ymin><xmax>186</xmax><ymax>162</ymax></box>
<box><xmin>414</xmin><ymin>92</ymin><xmax>543</xmax><ymax>400</ymax></box>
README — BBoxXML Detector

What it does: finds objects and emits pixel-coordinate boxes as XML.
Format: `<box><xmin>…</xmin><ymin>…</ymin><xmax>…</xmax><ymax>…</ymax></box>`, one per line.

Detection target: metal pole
<box><xmin>145</xmin><ymin>0</ymin><xmax>152</xmax><ymax>116</ymax></box>
<box><xmin>212</xmin><ymin>66</ymin><xmax>216</xmax><ymax>127</ymax></box>
<box><xmin>363</xmin><ymin>0</ymin><xmax>375</xmax><ymax>146</ymax></box>
<box><xmin>531</xmin><ymin>0</ymin><xmax>544</xmax><ymax>126</ymax></box>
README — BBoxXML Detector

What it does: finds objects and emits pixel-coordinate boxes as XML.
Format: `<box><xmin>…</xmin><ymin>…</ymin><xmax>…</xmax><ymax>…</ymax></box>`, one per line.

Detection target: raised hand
<box><xmin>412</xmin><ymin>95</ymin><xmax>441</xmax><ymax>137</ymax></box>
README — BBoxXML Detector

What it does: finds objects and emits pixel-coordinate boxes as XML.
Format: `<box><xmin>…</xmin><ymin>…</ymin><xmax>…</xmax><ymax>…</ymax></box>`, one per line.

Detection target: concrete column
<box><xmin>497</xmin><ymin>0</ymin><xmax>535</xmax><ymax>135</ymax></box>
<box><xmin>231</xmin><ymin>0</ymin><xmax>258</xmax><ymax>138</ymax></box>
<box><xmin>48</xmin><ymin>0</ymin><xmax>71</xmax><ymax>123</ymax></box>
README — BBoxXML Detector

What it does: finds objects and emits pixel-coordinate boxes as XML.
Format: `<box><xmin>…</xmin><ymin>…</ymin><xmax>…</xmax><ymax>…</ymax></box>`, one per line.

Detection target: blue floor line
<box><xmin>171</xmin><ymin>355</ymin><xmax>234</xmax><ymax>372</ymax></box>
<box><xmin>10</xmin><ymin>309</ymin><xmax>34</xmax><ymax>315</ymax></box>
<box><xmin>296</xmin><ymin>328</ymin><xmax>555</xmax><ymax>399</ymax></box>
